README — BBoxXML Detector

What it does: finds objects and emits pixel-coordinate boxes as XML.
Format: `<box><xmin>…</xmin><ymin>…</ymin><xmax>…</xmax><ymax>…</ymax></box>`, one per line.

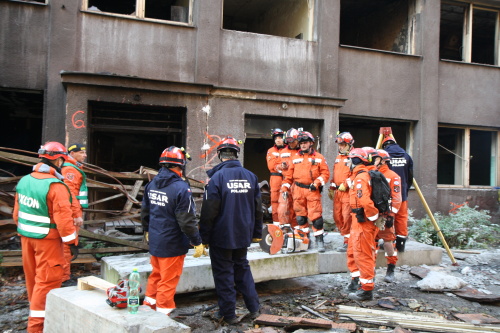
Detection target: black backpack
<box><xmin>358</xmin><ymin>169</ymin><xmax>391</xmax><ymax>214</ymax></box>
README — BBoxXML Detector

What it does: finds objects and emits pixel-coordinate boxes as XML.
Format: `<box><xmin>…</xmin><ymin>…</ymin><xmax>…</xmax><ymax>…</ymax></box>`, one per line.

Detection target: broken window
<box><xmin>89</xmin><ymin>102</ymin><xmax>185</xmax><ymax>172</ymax></box>
<box><xmin>0</xmin><ymin>89</ymin><xmax>43</xmax><ymax>176</ymax></box>
<box><xmin>223</xmin><ymin>0</ymin><xmax>315</xmax><ymax>41</ymax></box>
<box><xmin>438</xmin><ymin>126</ymin><xmax>498</xmax><ymax>186</ymax></box>
<box><xmin>83</xmin><ymin>0</ymin><xmax>192</xmax><ymax>24</ymax></box>
<box><xmin>340</xmin><ymin>0</ymin><xmax>413</xmax><ymax>53</ymax></box>
<box><xmin>440</xmin><ymin>1</ymin><xmax>499</xmax><ymax>66</ymax></box>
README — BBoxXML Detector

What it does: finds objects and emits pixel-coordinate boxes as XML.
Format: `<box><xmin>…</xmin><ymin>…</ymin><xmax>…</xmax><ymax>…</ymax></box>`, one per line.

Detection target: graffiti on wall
<box><xmin>71</xmin><ymin>110</ymin><xmax>86</xmax><ymax>129</ymax></box>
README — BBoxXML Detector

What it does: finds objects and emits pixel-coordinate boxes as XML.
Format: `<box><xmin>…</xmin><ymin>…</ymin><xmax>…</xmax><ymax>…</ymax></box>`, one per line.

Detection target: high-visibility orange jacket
<box><xmin>61</xmin><ymin>160</ymin><xmax>84</xmax><ymax>219</ymax></box>
<box><xmin>378</xmin><ymin>164</ymin><xmax>402</xmax><ymax>214</ymax></box>
<box><xmin>330</xmin><ymin>153</ymin><xmax>351</xmax><ymax>189</ymax></box>
<box><xmin>282</xmin><ymin>149</ymin><xmax>330</xmax><ymax>191</ymax></box>
<box><xmin>348</xmin><ymin>165</ymin><xmax>379</xmax><ymax>222</ymax></box>
<box><xmin>266</xmin><ymin>145</ymin><xmax>285</xmax><ymax>222</ymax></box>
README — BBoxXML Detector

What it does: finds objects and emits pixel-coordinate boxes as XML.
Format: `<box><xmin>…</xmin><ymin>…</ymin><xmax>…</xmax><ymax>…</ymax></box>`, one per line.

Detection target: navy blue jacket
<box><xmin>141</xmin><ymin>167</ymin><xmax>201</xmax><ymax>257</ymax></box>
<box><xmin>385</xmin><ymin>143</ymin><xmax>414</xmax><ymax>201</ymax></box>
<box><xmin>199</xmin><ymin>160</ymin><xmax>263</xmax><ymax>249</ymax></box>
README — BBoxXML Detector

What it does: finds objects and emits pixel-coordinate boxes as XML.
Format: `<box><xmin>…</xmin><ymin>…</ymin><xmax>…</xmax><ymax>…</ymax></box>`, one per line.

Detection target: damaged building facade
<box><xmin>0</xmin><ymin>0</ymin><xmax>499</xmax><ymax>219</ymax></box>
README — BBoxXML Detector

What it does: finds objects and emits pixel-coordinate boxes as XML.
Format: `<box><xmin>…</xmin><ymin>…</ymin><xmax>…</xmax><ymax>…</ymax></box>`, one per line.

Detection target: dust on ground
<box><xmin>1</xmin><ymin>249</ymin><xmax>499</xmax><ymax>333</ymax></box>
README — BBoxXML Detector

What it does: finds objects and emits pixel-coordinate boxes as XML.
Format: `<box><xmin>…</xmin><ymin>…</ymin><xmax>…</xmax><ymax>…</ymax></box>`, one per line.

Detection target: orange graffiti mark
<box><xmin>449</xmin><ymin>201</ymin><xmax>467</xmax><ymax>214</ymax></box>
<box><xmin>72</xmin><ymin>110</ymin><xmax>86</xmax><ymax>129</ymax></box>
<box><xmin>200</xmin><ymin>132</ymin><xmax>222</xmax><ymax>159</ymax></box>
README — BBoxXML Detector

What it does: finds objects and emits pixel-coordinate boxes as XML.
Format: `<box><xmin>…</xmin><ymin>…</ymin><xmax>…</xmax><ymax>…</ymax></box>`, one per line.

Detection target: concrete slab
<box><xmin>45</xmin><ymin>286</ymin><xmax>190</xmax><ymax>333</ymax></box>
<box><xmin>101</xmin><ymin>233</ymin><xmax>443</xmax><ymax>294</ymax></box>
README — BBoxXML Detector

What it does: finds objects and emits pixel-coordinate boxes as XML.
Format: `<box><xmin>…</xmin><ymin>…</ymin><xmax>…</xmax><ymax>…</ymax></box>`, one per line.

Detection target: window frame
<box><xmin>81</xmin><ymin>0</ymin><xmax>194</xmax><ymax>26</ymax></box>
<box><xmin>441</xmin><ymin>0</ymin><xmax>500</xmax><ymax>66</ymax></box>
<box><xmin>437</xmin><ymin>125</ymin><xmax>499</xmax><ymax>188</ymax></box>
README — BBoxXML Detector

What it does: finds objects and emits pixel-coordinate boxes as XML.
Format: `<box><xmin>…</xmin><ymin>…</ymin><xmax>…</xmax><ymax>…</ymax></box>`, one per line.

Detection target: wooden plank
<box><xmin>1</xmin><ymin>246</ymin><xmax>144</xmax><ymax>257</ymax></box>
<box><xmin>123</xmin><ymin>180</ymin><xmax>143</xmax><ymax>212</ymax></box>
<box><xmin>83</xmin><ymin>214</ymin><xmax>141</xmax><ymax>225</ymax></box>
<box><xmin>77</xmin><ymin>276</ymin><xmax>115</xmax><ymax>291</ymax></box>
<box><xmin>254</xmin><ymin>314</ymin><xmax>356</xmax><ymax>331</ymax></box>
<box><xmin>453</xmin><ymin>313</ymin><xmax>500</xmax><ymax>325</ymax></box>
<box><xmin>78</xmin><ymin>228</ymin><xmax>149</xmax><ymax>250</ymax></box>
<box><xmin>1</xmin><ymin>254</ymin><xmax>96</xmax><ymax>267</ymax></box>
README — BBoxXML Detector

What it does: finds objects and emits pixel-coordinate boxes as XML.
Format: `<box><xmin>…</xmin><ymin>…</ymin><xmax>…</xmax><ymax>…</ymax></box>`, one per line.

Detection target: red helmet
<box><xmin>335</xmin><ymin>132</ymin><xmax>355</xmax><ymax>145</ymax></box>
<box><xmin>297</xmin><ymin>131</ymin><xmax>315</xmax><ymax>143</ymax></box>
<box><xmin>106</xmin><ymin>280</ymin><xmax>128</xmax><ymax>309</ymax></box>
<box><xmin>285</xmin><ymin>128</ymin><xmax>300</xmax><ymax>143</ymax></box>
<box><xmin>362</xmin><ymin>146</ymin><xmax>378</xmax><ymax>160</ymax></box>
<box><xmin>38</xmin><ymin>141</ymin><xmax>68</xmax><ymax>161</ymax></box>
<box><xmin>376</xmin><ymin>149</ymin><xmax>391</xmax><ymax>161</ymax></box>
<box><xmin>348</xmin><ymin>148</ymin><xmax>370</xmax><ymax>164</ymax></box>
<box><xmin>271</xmin><ymin>128</ymin><xmax>284</xmax><ymax>139</ymax></box>
<box><xmin>382</xmin><ymin>136</ymin><xmax>396</xmax><ymax>148</ymax></box>
<box><xmin>159</xmin><ymin>146</ymin><xmax>187</xmax><ymax>166</ymax></box>
<box><xmin>217</xmin><ymin>136</ymin><xmax>241</xmax><ymax>153</ymax></box>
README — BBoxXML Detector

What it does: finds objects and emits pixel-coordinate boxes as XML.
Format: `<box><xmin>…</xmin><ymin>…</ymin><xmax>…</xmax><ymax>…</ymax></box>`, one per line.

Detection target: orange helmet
<box><xmin>376</xmin><ymin>149</ymin><xmax>391</xmax><ymax>162</ymax></box>
<box><xmin>159</xmin><ymin>146</ymin><xmax>187</xmax><ymax>166</ymax></box>
<box><xmin>217</xmin><ymin>136</ymin><xmax>241</xmax><ymax>153</ymax></box>
<box><xmin>285</xmin><ymin>128</ymin><xmax>300</xmax><ymax>143</ymax></box>
<box><xmin>382</xmin><ymin>136</ymin><xmax>396</xmax><ymax>148</ymax></box>
<box><xmin>297</xmin><ymin>131</ymin><xmax>315</xmax><ymax>143</ymax></box>
<box><xmin>335</xmin><ymin>132</ymin><xmax>355</xmax><ymax>145</ymax></box>
<box><xmin>38</xmin><ymin>141</ymin><xmax>68</xmax><ymax>161</ymax></box>
<box><xmin>348</xmin><ymin>148</ymin><xmax>370</xmax><ymax>164</ymax></box>
<box><xmin>362</xmin><ymin>146</ymin><xmax>378</xmax><ymax>159</ymax></box>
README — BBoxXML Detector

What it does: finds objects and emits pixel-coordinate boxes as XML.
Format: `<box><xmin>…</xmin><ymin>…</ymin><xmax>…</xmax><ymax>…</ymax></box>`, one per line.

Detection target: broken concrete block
<box><xmin>416</xmin><ymin>271</ymin><xmax>467</xmax><ymax>291</ymax></box>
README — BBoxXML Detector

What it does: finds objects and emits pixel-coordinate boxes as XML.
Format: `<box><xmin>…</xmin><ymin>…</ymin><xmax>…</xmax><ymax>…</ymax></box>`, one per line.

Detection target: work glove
<box><xmin>193</xmin><ymin>244</ymin><xmax>207</xmax><ymax>258</ymax></box>
<box><xmin>203</xmin><ymin>244</ymin><xmax>209</xmax><ymax>250</ymax></box>
<box><xmin>74</xmin><ymin>216</ymin><xmax>83</xmax><ymax>227</ymax></box>
<box><xmin>338</xmin><ymin>183</ymin><xmax>347</xmax><ymax>192</ymax></box>
<box><xmin>281</xmin><ymin>162</ymin><xmax>288</xmax><ymax>170</ymax></box>
<box><xmin>282</xmin><ymin>191</ymin><xmax>288</xmax><ymax>200</ymax></box>
<box><xmin>374</xmin><ymin>216</ymin><xmax>386</xmax><ymax>231</ymax></box>
<box><xmin>309</xmin><ymin>183</ymin><xmax>317</xmax><ymax>191</ymax></box>
<box><xmin>143</xmin><ymin>231</ymin><xmax>149</xmax><ymax>244</ymax></box>
<box><xmin>385</xmin><ymin>216</ymin><xmax>394</xmax><ymax>229</ymax></box>
<box><xmin>70</xmin><ymin>244</ymin><xmax>79</xmax><ymax>261</ymax></box>
<box><xmin>252</xmin><ymin>238</ymin><xmax>262</xmax><ymax>243</ymax></box>
<box><xmin>327</xmin><ymin>188</ymin><xmax>335</xmax><ymax>201</ymax></box>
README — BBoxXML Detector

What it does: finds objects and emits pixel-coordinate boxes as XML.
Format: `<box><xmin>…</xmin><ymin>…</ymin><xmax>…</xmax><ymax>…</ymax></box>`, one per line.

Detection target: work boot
<box><xmin>384</xmin><ymin>264</ymin><xmax>396</xmax><ymax>283</ymax></box>
<box><xmin>214</xmin><ymin>312</ymin><xmax>239</xmax><ymax>325</ymax></box>
<box><xmin>348</xmin><ymin>288</ymin><xmax>374</xmax><ymax>301</ymax></box>
<box><xmin>315</xmin><ymin>234</ymin><xmax>325</xmax><ymax>253</ymax></box>
<box><xmin>336</xmin><ymin>242</ymin><xmax>348</xmax><ymax>252</ymax></box>
<box><xmin>345</xmin><ymin>277</ymin><xmax>360</xmax><ymax>293</ymax></box>
<box><xmin>396</xmin><ymin>236</ymin><xmax>407</xmax><ymax>252</ymax></box>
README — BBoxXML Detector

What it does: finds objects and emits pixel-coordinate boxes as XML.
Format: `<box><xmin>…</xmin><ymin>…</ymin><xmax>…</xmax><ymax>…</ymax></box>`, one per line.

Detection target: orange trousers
<box><xmin>333</xmin><ymin>190</ymin><xmax>352</xmax><ymax>241</ymax></box>
<box><xmin>292</xmin><ymin>186</ymin><xmax>322</xmax><ymax>222</ymax></box>
<box><xmin>346</xmin><ymin>216</ymin><xmax>378</xmax><ymax>291</ymax></box>
<box><xmin>376</xmin><ymin>225</ymin><xmax>397</xmax><ymax>265</ymax></box>
<box><xmin>394</xmin><ymin>201</ymin><xmax>408</xmax><ymax>238</ymax></box>
<box><xmin>270</xmin><ymin>174</ymin><xmax>283</xmax><ymax>222</ymax></box>
<box><xmin>62</xmin><ymin>225</ymin><xmax>80</xmax><ymax>281</ymax></box>
<box><xmin>145</xmin><ymin>254</ymin><xmax>185</xmax><ymax>313</ymax></box>
<box><xmin>22</xmin><ymin>236</ymin><xmax>65</xmax><ymax>333</ymax></box>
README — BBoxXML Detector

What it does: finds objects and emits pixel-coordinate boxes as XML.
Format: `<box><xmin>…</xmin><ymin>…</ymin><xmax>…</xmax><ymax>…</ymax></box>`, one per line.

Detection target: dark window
<box><xmin>438</xmin><ymin>127</ymin><xmax>463</xmax><ymax>185</ymax></box>
<box><xmin>472</xmin><ymin>8</ymin><xmax>496</xmax><ymax>65</ymax></box>
<box><xmin>440</xmin><ymin>3</ymin><xmax>465</xmax><ymax>61</ymax></box>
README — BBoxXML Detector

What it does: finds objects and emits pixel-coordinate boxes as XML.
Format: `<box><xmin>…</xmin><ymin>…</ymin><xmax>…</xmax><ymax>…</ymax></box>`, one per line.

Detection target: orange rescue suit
<box><xmin>330</xmin><ymin>153</ymin><xmax>353</xmax><ymax>241</ymax></box>
<box><xmin>266</xmin><ymin>145</ymin><xmax>285</xmax><ymax>223</ymax></box>
<box><xmin>346</xmin><ymin>164</ymin><xmax>379</xmax><ymax>291</ymax></box>
<box><xmin>13</xmin><ymin>163</ymin><xmax>77</xmax><ymax>333</ymax></box>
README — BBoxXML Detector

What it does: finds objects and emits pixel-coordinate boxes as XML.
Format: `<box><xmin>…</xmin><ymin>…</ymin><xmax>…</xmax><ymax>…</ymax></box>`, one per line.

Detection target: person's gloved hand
<box><xmin>338</xmin><ymin>183</ymin><xmax>347</xmax><ymax>192</ymax></box>
<box><xmin>309</xmin><ymin>183</ymin><xmax>317</xmax><ymax>191</ymax></box>
<box><xmin>327</xmin><ymin>188</ymin><xmax>335</xmax><ymax>201</ymax></box>
<box><xmin>143</xmin><ymin>231</ymin><xmax>149</xmax><ymax>244</ymax></box>
<box><xmin>282</xmin><ymin>190</ymin><xmax>288</xmax><ymax>200</ymax></box>
<box><xmin>70</xmin><ymin>244</ymin><xmax>79</xmax><ymax>261</ymax></box>
<box><xmin>74</xmin><ymin>216</ymin><xmax>83</xmax><ymax>227</ymax></box>
<box><xmin>193</xmin><ymin>244</ymin><xmax>207</xmax><ymax>258</ymax></box>
<box><xmin>374</xmin><ymin>216</ymin><xmax>386</xmax><ymax>230</ymax></box>
<box><xmin>203</xmin><ymin>244</ymin><xmax>209</xmax><ymax>250</ymax></box>
<box><xmin>252</xmin><ymin>238</ymin><xmax>262</xmax><ymax>243</ymax></box>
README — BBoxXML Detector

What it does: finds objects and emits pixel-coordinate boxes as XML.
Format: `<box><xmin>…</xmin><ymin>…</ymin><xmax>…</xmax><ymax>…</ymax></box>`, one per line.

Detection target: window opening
<box><xmin>470</xmin><ymin>129</ymin><xmax>496</xmax><ymax>186</ymax></box>
<box><xmin>340</xmin><ymin>0</ymin><xmax>412</xmax><ymax>53</ymax></box>
<box><xmin>0</xmin><ymin>89</ymin><xmax>43</xmax><ymax>176</ymax></box>
<box><xmin>223</xmin><ymin>0</ymin><xmax>315</xmax><ymax>41</ymax></box>
<box><xmin>440</xmin><ymin>3</ymin><xmax>465</xmax><ymax>61</ymax></box>
<box><xmin>438</xmin><ymin>127</ymin><xmax>464</xmax><ymax>185</ymax></box>
<box><xmin>471</xmin><ymin>8</ymin><xmax>497</xmax><ymax>65</ymax></box>
<box><xmin>85</xmin><ymin>0</ymin><xmax>192</xmax><ymax>24</ymax></box>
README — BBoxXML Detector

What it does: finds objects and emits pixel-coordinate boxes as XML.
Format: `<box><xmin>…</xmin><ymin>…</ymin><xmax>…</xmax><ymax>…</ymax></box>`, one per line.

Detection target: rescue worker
<box><xmin>345</xmin><ymin>148</ymin><xmax>385</xmax><ymax>301</ymax></box>
<box><xmin>13</xmin><ymin>141</ymin><xmax>79</xmax><ymax>333</ymax></box>
<box><xmin>61</xmin><ymin>143</ymin><xmax>87</xmax><ymax>283</ymax></box>
<box><xmin>375</xmin><ymin>149</ymin><xmax>402</xmax><ymax>283</ymax></box>
<box><xmin>200</xmin><ymin>136</ymin><xmax>262</xmax><ymax>325</ymax></box>
<box><xmin>141</xmin><ymin>146</ymin><xmax>205</xmax><ymax>316</ymax></box>
<box><xmin>281</xmin><ymin>131</ymin><xmax>330</xmax><ymax>252</ymax></box>
<box><xmin>328</xmin><ymin>132</ymin><xmax>355</xmax><ymax>252</ymax></box>
<box><xmin>278</xmin><ymin>128</ymin><xmax>301</xmax><ymax>228</ymax></box>
<box><xmin>382</xmin><ymin>136</ymin><xmax>413</xmax><ymax>252</ymax></box>
<box><xmin>266</xmin><ymin>128</ymin><xmax>286</xmax><ymax>224</ymax></box>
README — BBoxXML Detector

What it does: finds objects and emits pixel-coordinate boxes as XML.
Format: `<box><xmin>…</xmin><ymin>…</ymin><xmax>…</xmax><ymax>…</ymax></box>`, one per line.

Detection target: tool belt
<box><xmin>295</xmin><ymin>181</ymin><xmax>310</xmax><ymax>189</ymax></box>
<box><xmin>270</xmin><ymin>172</ymin><xmax>283</xmax><ymax>177</ymax></box>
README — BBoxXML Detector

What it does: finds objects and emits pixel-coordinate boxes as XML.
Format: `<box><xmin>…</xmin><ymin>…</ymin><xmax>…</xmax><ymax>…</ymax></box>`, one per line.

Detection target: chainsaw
<box><xmin>259</xmin><ymin>192</ymin><xmax>310</xmax><ymax>254</ymax></box>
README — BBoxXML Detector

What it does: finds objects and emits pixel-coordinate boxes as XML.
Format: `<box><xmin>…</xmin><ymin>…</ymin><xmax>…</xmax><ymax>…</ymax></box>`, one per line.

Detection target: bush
<box><xmin>409</xmin><ymin>203</ymin><xmax>500</xmax><ymax>249</ymax></box>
